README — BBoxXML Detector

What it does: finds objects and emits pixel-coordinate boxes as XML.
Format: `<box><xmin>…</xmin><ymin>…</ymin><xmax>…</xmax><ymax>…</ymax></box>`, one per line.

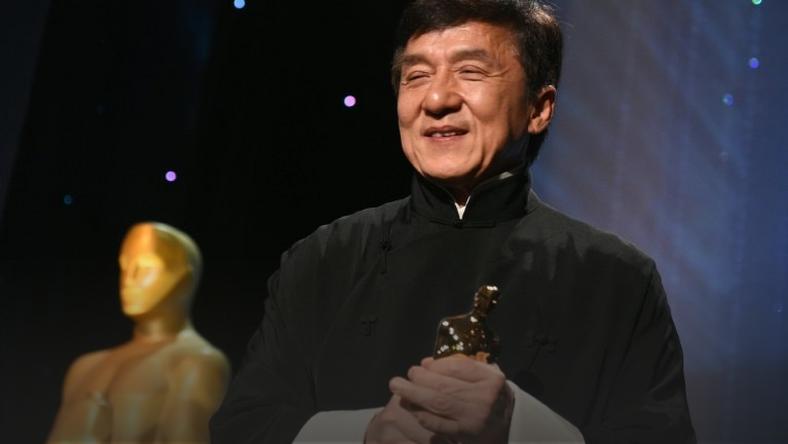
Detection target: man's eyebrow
<box><xmin>395</xmin><ymin>53</ymin><xmax>430</xmax><ymax>71</ymax></box>
<box><xmin>448</xmin><ymin>48</ymin><xmax>496</xmax><ymax>65</ymax></box>
<box><xmin>396</xmin><ymin>48</ymin><xmax>497</xmax><ymax>71</ymax></box>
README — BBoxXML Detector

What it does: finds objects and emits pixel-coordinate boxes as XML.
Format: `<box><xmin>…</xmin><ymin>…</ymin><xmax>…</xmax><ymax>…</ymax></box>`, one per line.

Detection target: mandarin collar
<box><xmin>409</xmin><ymin>167</ymin><xmax>533</xmax><ymax>226</ymax></box>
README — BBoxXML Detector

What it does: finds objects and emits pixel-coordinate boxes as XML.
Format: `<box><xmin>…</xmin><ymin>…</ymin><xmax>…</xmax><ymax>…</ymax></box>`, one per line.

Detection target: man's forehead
<box><xmin>401</xmin><ymin>22</ymin><xmax>518</xmax><ymax>61</ymax></box>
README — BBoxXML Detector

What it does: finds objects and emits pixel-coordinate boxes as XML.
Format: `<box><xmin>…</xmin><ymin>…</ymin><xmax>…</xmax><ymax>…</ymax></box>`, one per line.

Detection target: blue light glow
<box><xmin>63</xmin><ymin>194</ymin><xmax>73</xmax><ymax>205</ymax></box>
<box><xmin>233</xmin><ymin>0</ymin><xmax>245</xmax><ymax>9</ymax></box>
<box><xmin>752</xmin><ymin>0</ymin><xmax>762</xmax><ymax>5</ymax></box>
<box><xmin>748</xmin><ymin>57</ymin><xmax>760</xmax><ymax>69</ymax></box>
<box><xmin>722</xmin><ymin>93</ymin><xmax>734</xmax><ymax>106</ymax></box>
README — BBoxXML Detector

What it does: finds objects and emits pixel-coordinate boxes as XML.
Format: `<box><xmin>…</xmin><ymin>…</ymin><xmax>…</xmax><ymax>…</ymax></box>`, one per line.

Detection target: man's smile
<box><xmin>423</xmin><ymin>125</ymin><xmax>469</xmax><ymax>141</ymax></box>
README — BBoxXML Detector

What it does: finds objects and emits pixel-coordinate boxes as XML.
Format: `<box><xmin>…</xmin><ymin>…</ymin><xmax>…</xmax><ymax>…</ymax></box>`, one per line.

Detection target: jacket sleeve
<box><xmin>583</xmin><ymin>263</ymin><xmax>696</xmax><ymax>443</ymax></box>
<box><xmin>209</xmin><ymin>268</ymin><xmax>317</xmax><ymax>443</ymax></box>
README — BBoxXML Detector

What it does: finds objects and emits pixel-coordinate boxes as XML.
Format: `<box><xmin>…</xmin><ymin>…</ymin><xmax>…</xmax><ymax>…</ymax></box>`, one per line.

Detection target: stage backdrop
<box><xmin>0</xmin><ymin>1</ymin><xmax>786</xmax><ymax>442</ymax></box>
<box><xmin>535</xmin><ymin>2</ymin><xmax>788</xmax><ymax>442</ymax></box>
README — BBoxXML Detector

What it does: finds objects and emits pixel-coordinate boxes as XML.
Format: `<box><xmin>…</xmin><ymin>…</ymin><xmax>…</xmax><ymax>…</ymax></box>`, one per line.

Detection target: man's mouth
<box><xmin>424</xmin><ymin>126</ymin><xmax>469</xmax><ymax>139</ymax></box>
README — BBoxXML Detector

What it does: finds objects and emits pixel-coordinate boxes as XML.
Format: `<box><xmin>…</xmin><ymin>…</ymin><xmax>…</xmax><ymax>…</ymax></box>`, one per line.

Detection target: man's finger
<box><xmin>390</xmin><ymin>414</ymin><xmax>434</xmax><ymax>443</ymax></box>
<box><xmin>367</xmin><ymin>394</ymin><xmax>431</xmax><ymax>444</ymax></box>
<box><xmin>390</xmin><ymin>376</ymin><xmax>464</xmax><ymax>419</ymax></box>
<box><xmin>406</xmin><ymin>364</ymin><xmax>472</xmax><ymax>396</ymax></box>
<box><xmin>385</xmin><ymin>394</ymin><xmax>437</xmax><ymax>444</ymax></box>
<box><xmin>398</xmin><ymin>397</ymin><xmax>464</xmax><ymax>442</ymax></box>
<box><xmin>423</xmin><ymin>355</ymin><xmax>501</xmax><ymax>382</ymax></box>
<box><xmin>410</xmin><ymin>409</ymin><xmax>463</xmax><ymax>438</ymax></box>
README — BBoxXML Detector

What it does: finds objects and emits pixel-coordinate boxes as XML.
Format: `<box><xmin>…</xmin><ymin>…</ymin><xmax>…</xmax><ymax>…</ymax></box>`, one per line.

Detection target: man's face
<box><xmin>397</xmin><ymin>21</ymin><xmax>532</xmax><ymax>194</ymax></box>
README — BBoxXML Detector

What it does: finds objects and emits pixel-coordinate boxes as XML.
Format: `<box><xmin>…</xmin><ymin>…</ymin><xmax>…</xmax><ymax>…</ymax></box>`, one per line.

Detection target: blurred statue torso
<box><xmin>48</xmin><ymin>223</ymin><xmax>229</xmax><ymax>444</ymax></box>
<box><xmin>54</xmin><ymin>332</ymin><xmax>224</xmax><ymax>442</ymax></box>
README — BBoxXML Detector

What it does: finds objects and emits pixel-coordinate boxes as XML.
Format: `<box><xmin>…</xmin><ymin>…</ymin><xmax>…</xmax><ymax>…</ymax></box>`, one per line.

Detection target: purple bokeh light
<box><xmin>343</xmin><ymin>95</ymin><xmax>357</xmax><ymax>108</ymax></box>
<box><xmin>165</xmin><ymin>170</ymin><xmax>177</xmax><ymax>182</ymax></box>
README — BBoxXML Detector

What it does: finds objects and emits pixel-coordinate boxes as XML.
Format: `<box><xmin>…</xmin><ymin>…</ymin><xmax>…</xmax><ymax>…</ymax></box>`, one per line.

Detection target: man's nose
<box><xmin>422</xmin><ymin>71</ymin><xmax>462</xmax><ymax>117</ymax></box>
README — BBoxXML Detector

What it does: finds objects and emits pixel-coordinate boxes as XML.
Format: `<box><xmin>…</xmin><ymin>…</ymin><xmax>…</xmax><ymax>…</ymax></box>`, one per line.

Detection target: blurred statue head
<box><xmin>118</xmin><ymin>222</ymin><xmax>202</xmax><ymax>319</ymax></box>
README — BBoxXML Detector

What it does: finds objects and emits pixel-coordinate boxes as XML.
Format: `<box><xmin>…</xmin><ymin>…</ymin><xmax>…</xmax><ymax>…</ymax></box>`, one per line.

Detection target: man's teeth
<box><xmin>432</xmin><ymin>131</ymin><xmax>461</xmax><ymax>137</ymax></box>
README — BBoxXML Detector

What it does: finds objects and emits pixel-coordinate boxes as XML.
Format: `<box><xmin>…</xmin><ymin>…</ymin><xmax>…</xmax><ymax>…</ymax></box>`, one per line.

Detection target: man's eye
<box><xmin>458</xmin><ymin>68</ymin><xmax>486</xmax><ymax>79</ymax></box>
<box><xmin>404</xmin><ymin>72</ymin><xmax>429</xmax><ymax>83</ymax></box>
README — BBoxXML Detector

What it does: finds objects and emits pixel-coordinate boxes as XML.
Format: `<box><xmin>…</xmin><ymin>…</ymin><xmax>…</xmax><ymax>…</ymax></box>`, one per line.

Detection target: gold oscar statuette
<box><xmin>433</xmin><ymin>285</ymin><xmax>501</xmax><ymax>363</ymax></box>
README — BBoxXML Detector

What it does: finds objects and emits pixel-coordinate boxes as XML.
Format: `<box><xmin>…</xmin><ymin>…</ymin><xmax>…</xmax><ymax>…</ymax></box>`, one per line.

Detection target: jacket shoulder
<box><xmin>279</xmin><ymin>197</ymin><xmax>408</xmax><ymax>267</ymax></box>
<box><xmin>526</xmin><ymin>196</ymin><xmax>655</xmax><ymax>275</ymax></box>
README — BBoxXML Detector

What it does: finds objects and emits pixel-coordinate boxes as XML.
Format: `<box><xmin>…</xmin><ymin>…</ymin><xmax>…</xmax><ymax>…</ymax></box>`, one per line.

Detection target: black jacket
<box><xmin>210</xmin><ymin>169</ymin><xmax>696</xmax><ymax>443</ymax></box>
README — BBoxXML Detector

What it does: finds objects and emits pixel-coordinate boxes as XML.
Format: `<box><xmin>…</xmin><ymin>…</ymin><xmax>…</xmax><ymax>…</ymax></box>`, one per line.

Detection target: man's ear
<box><xmin>527</xmin><ymin>85</ymin><xmax>557</xmax><ymax>135</ymax></box>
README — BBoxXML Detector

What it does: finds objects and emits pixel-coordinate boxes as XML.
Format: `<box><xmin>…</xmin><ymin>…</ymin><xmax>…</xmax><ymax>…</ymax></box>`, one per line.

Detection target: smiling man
<box><xmin>396</xmin><ymin>21</ymin><xmax>545</xmax><ymax>206</ymax></box>
<box><xmin>210</xmin><ymin>1</ymin><xmax>696</xmax><ymax>443</ymax></box>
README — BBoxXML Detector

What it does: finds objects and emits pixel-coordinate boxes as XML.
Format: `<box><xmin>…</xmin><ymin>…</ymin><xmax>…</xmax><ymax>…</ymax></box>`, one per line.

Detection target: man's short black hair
<box><xmin>392</xmin><ymin>0</ymin><xmax>563</xmax><ymax>166</ymax></box>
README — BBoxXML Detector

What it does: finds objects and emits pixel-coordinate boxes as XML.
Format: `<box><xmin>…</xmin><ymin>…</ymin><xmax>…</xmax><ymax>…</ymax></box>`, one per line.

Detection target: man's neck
<box><xmin>450</xmin><ymin>165</ymin><xmax>525</xmax><ymax>219</ymax></box>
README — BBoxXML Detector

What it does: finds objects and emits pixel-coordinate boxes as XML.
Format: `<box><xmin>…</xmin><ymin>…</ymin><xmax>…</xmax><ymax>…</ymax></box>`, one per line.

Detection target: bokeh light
<box><xmin>165</xmin><ymin>170</ymin><xmax>177</xmax><ymax>182</ymax></box>
<box><xmin>343</xmin><ymin>95</ymin><xmax>357</xmax><ymax>108</ymax></box>
<box><xmin>234</xmin><ymin>0</ymin><xmax>245</xmax><ymax>10</ymax></box>
<box><xmin>722</xmin><ymin>93</ymin><xmax>734</xmax><ymax>106</ymax></box>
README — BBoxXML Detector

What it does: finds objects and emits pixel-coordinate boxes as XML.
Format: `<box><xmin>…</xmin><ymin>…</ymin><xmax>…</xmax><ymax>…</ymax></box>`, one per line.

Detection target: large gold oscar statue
<box><xmin>47</xmin><ymin>222</ymin><xmax>230</xmax><ymax>444</ymax></box>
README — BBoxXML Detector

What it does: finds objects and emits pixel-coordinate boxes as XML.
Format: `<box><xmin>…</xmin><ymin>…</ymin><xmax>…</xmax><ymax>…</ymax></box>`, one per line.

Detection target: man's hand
<box><xmin>388</xmin><ymin>356</ymin><xmax>514</xmax><ymax>444</ymax></box>
<box><xmin>364</xmin><ymin>394</ymin><xmax>442</xmax><ymax>444</ymax></box>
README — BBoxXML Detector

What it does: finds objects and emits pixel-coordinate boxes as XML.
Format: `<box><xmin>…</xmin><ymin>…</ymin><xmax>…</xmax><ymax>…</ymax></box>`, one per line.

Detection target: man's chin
<box><xmin>423</xmin><ymin>170</ymin><xmax>468</xmax><ymax>183</ymax></box>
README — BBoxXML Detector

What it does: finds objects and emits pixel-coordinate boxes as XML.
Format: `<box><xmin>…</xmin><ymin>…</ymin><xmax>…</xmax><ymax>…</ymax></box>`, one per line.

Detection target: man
<box><xmin>210</xmin><ymin>0</ymin><xmax>696</xmax><ymax>443</ymax></box>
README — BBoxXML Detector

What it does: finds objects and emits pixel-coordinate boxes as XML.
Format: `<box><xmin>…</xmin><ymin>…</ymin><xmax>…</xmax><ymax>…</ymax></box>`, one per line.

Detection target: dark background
<box><xmin>1</xmin><ymin>1</ymin><xmax>786</xmax><ymax>443</ymax></box>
